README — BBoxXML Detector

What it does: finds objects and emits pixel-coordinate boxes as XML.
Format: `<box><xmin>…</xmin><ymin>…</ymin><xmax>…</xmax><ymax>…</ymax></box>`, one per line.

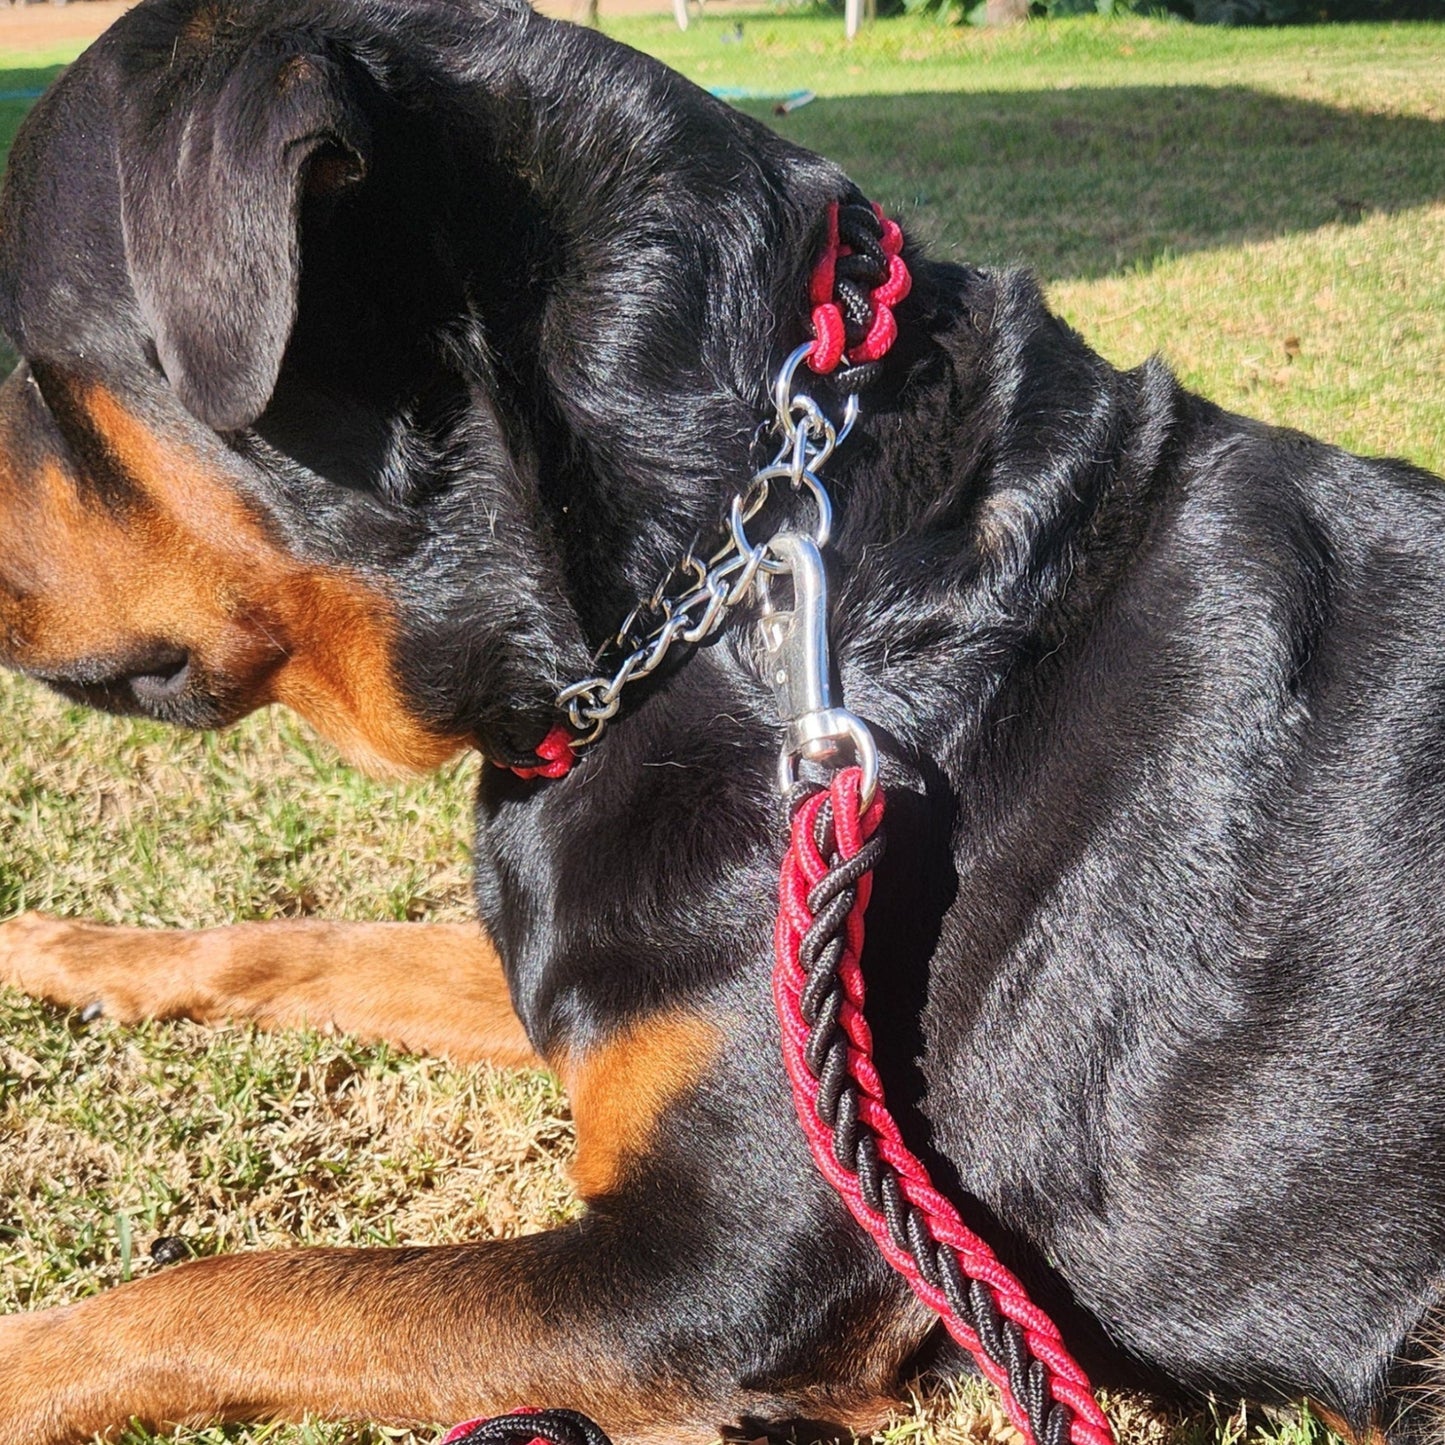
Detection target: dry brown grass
<box><xmin>0</xmin><ymin>620</ymin><xmax>1338</xmax><ymax>1445</ymax></box>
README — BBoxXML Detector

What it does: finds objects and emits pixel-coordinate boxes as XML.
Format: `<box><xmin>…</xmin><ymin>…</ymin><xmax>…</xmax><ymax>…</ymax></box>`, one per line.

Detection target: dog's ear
<box><xmin>118</xmin><ymin>42</ymin><xmax>370</xmax><ymax>432</ymax></box>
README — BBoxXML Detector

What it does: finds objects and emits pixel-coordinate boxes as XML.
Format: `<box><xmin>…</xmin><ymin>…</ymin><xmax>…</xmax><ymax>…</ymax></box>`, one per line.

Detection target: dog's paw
<box><xmin>0</xmin><ymin>912</ymin><xmax>149</xmax><ymax>1022</ymax></box>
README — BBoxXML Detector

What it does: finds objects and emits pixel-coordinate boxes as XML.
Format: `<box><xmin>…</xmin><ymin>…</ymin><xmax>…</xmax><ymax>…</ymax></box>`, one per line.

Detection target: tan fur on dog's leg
<box><xmin>0</xmin><ymin>915</ymin><xmax>536</xmax><ymax>1066</ymax></box>
<box><xmin>0</xmin><ymin>1243</ymin><xmax>719</xmax><ymax>1445</ymax></box>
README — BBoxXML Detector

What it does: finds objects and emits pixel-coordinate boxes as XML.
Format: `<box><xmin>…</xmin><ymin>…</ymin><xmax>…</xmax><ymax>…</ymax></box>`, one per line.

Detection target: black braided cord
<box><xmin>449</xmin><ymin>1409</ymin><xmax>614</xmax><ymax>1445</ymax></box>
<box><xmin>792</xmin><ymin>786</ymin><xmax>1073</xmax><ymax>1445</ymax></box>
<box><xmin>829</xmin><ymin>191</ymin><xmax>893</xmax><ymax>394</ymax></box>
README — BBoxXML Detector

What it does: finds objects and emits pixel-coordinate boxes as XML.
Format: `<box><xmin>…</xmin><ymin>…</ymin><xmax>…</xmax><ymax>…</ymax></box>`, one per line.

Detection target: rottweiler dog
<box><xmin>1</xmin><ymin>0</ymin><xmax>1443</xmax><ymax>1441</ymax></box>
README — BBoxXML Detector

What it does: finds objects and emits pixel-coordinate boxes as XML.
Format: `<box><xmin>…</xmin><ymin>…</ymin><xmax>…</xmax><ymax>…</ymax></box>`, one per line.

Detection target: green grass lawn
<box><xmin>2</xmin><ymin>9</ymin><xmax>1443</xmax><ymax>1444</ymax></box>
<box><xmin>613</xmin><ymin>13</ymin><xmax>1445</xmax><ymax>471</ymax></box>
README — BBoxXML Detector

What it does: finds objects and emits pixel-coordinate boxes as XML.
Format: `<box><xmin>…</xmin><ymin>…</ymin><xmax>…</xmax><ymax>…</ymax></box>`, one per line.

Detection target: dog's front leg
<box><xmin>0</xmin><ymin>1197</ymin><xmax>917</xmax><ymax>1445</ymax></box>
<box><xmin>0</xmin><ymin>915</ymin><xmax>537</xmax><ymax>1065</ymax></box>
<box><xmin>0</xmin><ymin>1236</ymin><xmax>710</xmax><ymax>1444</ymax></box>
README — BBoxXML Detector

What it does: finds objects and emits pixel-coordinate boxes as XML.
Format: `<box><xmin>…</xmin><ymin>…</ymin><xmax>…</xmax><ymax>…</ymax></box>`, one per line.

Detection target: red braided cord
<box><xmin>810</xmin><ymin>201</ymin><xmax>842</xmax><ymax>307</ymax></box>
<box><xmin>876</xmin><ymin>209</ymin><xmax>905</xmax><ymax>258</ymax></box>
<box><xmin>773</xmin><ymin>769</ymin><xmax>1114</xmax><ymax>1445</ymax></box>
<box><xmin>847</xmin><ymin>305</ymin><xmax>897</xmax><ymax>366</ymax></box>
<box><xmin>494</xmin><ymin>724</ymin><xmax>577</xmax><ymax>780</ymax></box>
<box><xmin>807</xmin><ymin>203</ymin><xmax>912</xmax><ymax>374</ymax></box>
<box><xmin>809</xmin><ymin>302</ymin><xmax>847</xmax><ymax>374</ymax></box>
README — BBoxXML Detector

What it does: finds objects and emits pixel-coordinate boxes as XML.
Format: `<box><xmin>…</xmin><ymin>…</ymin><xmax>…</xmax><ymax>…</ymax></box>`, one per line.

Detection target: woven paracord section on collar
<box><xmin>806</xmin><ymin>195</ymin><xmax>911</xmax><ymax>388</ymax></box>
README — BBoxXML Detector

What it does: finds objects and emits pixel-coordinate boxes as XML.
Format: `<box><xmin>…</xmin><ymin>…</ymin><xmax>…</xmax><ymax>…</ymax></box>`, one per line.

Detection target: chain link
<box><xmin>555</xmin><ymin>345</ymin><xmax>860</xmax><ymax>747</ymax></box>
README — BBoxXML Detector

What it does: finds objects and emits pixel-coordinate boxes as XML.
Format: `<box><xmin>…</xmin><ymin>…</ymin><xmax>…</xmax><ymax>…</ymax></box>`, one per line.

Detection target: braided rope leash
<box><xmin>451</xmin><ymin>197</ymin><xmax>1112</xmax><ymax>1445</ymax></box>
<box><xmin>775</xmin><ymin>769</ymin><xmax>1114</xmax><ymax>1445</ymax></box>
<box><xmin>443</xmin><ymin>1408</ymin><xmax>611</xmax><ymax>1445</ymax></box>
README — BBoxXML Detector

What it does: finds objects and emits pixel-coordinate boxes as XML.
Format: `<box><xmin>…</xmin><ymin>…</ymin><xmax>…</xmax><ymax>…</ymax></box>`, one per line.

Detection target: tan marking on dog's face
<box><xmin>560</xmin><ymin>1012</ymin><xmax>721</xmax><ymax>1198</ymax></box>
<box><xmin>0</xmin><ymin>369</ymin><xmax>467</xmax><ymax>774</ymax></box>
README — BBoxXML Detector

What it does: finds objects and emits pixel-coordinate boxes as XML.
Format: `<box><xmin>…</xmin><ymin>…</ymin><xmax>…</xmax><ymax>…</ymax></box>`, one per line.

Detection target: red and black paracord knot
<box><xmin>493</xmin><ymin>724</ymin><xmax>578</xmax><ymax>781</ymax></box>
<box><xmin>444</xmin><ymin>1408</ymin><xmax>613</xmax><ymax>1445</ymax></box>
<box><xmin>806</xmin><ymin>192</ymin><xmax>911</xmax><ymax>390</ymax></box>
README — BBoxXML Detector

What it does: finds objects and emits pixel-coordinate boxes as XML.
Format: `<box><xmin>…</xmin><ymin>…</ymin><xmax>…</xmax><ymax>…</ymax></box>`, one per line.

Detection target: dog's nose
<box><xmin>27</xmin><ymin>642</ymin><xmax>193</xmax><ymax>708</ymax></box>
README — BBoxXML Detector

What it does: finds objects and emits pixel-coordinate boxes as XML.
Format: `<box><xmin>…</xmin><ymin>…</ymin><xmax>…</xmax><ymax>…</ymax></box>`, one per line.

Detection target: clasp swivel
<box><xmin>757</xmin><ymin>530</ymin><xmax>878</xmax><ymax>808</ymax></box>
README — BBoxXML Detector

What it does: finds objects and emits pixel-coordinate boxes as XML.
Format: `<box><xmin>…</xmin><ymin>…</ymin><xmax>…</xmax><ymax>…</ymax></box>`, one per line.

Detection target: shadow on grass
<box><xmin>755</xmin><ymin>85</ymin><xmax>1445</xmax><ymax>280</ymax></box>
<box><xmin>0</xmin><ymin>67</ymin><xmax>1436</xmax><ymax>288</ymax></box>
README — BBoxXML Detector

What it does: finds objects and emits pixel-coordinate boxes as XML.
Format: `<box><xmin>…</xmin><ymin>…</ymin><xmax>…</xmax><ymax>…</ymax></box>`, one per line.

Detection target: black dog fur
<box><xmin>1</xmin><ymin>0</ymin><xmax>1444</xmax><ymax>1439</ymax></box>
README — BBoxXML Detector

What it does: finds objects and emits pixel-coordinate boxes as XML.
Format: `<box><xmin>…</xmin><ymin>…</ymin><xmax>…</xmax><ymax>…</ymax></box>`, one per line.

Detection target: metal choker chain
<box><xmin>554</xmin><ymin>342</ymin><xmax>878</xmax><ymax>803</ymax></box>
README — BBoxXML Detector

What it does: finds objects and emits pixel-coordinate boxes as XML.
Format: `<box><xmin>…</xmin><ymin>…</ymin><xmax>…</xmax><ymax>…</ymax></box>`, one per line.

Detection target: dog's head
<box><xmin>0</xmin><ymin>0</ymin><xmax>848</xmax><ymax>771</ymax></box>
